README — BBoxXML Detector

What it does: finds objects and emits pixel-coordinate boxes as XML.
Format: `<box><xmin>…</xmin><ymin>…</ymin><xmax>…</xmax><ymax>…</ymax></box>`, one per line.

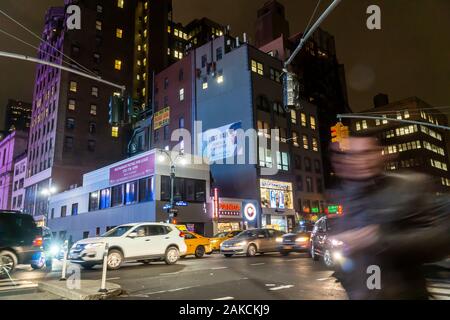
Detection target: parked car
<box><xmin>183</xmin><ymin>232</ymin><xmax>212</xmax><ymax>258</ymax></box>
<box><xmin>210</xmin><ymin>230</ymin><xmax>242</xmax><ymax>252</ymax></box>
<box><xmin>277</xmin><ymin>224</ymin><xmax>314</xmax><ymax>256</ymax></box>
<box><xmin>0</xmin><ymin>211</ymin><xmax>43</xmax><ymax>277</ymax></box>
<box><xmin>310</xmin><ymin>217</ymin><xmax>345</xmax><ymax>268</ymax></box>
<box><xmin>29</xmin><ymin>226</ymin><xmax>56</xmax><ymax>270</ymax></box>
<box><xmin>220</xmin><ymin>229</ymin><xmax>286</xmax><ymax>257</ymax></box>
<box><xmin>69</xmin><ymin>223</ymin><xmax>187</xmax><ymax>270</ymax></box>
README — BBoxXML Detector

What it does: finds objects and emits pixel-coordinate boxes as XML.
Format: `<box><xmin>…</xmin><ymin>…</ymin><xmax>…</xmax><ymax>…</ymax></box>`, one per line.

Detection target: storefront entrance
<box><xmin>217</xmin><ymin>222</ymin><xmax>242</xmax><ymax>233</ymax></box>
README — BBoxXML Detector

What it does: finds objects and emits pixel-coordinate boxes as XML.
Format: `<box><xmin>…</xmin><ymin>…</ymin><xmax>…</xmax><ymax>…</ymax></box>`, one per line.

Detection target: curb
<box><xmin>38</xmin><ymin>280</ymin><xmax>123</xmax><ymax>300</ymax></box>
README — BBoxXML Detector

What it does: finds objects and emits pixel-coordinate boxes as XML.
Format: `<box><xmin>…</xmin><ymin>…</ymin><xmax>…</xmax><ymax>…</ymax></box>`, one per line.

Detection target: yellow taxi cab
<box><xmin>210</xmin><ymin>230</ymin><xmax>242</xmax><ymax>251</ymax></box>
<box><xmin>183</xmin><ymin>231</ymin><xmax>213</xmax><ymax>258</ymax></box>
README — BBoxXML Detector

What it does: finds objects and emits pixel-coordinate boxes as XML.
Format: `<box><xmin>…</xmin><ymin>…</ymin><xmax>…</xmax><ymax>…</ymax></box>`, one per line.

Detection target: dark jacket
<box><xmin>331</xmin><ymin>172</ymin><xmax>450</xmax><ymax>300</ymax></box>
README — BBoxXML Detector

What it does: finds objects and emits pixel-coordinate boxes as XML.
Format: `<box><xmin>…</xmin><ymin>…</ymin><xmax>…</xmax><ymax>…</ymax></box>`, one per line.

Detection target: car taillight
<box><xmin>33</xmin><ymin>236</ymin><xmax>43</xmax><ymax>247</ymax></box>
<box><xmin>179</xmin><ymin>232</ymin><xmax>185</xmax><ymax>238</ymax></box>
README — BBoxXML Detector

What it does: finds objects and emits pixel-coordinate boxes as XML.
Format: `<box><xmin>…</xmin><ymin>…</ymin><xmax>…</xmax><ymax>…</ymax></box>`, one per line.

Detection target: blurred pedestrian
<box><xmin>330</xmin><ymin>135</ymin><xmax>450</xmax><ymax>300</ymax></box>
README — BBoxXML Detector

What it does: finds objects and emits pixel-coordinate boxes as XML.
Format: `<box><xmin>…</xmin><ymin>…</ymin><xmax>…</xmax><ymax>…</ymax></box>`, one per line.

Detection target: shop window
<box><xmin>99</xmin><ymin>188</ymin><xmax>111</xmax><ymax>209</ymax></box>
<box><xmin>89</xmin><ymin>192</ymin><xmax>99</xmax><ymax>211</ymax></box>
<box><xmin>139</xmin><ymin>177</ymin><xmax>154</xmax><ymax>202</ymax></box>
<box><xmin>111</xmin><ymin>185</ymin><xmax>124</xmax><ymax>207</ymax></box>
<box><xmin>125</xmin><ymin>181</ymin><xmax>138</xmax><ymax>204</ymax></box>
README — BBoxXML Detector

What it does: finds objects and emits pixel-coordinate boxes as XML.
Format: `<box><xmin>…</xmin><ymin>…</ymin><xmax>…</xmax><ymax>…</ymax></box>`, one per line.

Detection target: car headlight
<box><xmin>235</xmin><ymin>241</ymin><xmax>247</xmax><ymax>247</ymax></box>
<box><xmin>276</xmin><ymin>237</ymin><xmax>283</xmax><ymax>243</ymax></box>
<box><xmin>85</xmin><ymin>243</ymin><xmax>105</xmax><ymax>250</ymax></box>
<box><xmin>331</xmin><ymin>239</ymin><xmax>344</xmax><ymax>247</ymax></box>
<box><xmin>49</xmin><ymin>245</ymin><xmax>60</xmax><ymax>256</ymax></box>
<box><xmin>296</xmin><ymin>237</ymin><xmax>309</xmax><ymax>243</ymax></box>
<box><xmin>332</xmin><ymin>251</ymin><xmax>344</xmax><ymax>261</ymax></box>
<box><xmin>211</xmin><ymin>239</ymin><xmax>218</xmax><ymax>243</ymax></box>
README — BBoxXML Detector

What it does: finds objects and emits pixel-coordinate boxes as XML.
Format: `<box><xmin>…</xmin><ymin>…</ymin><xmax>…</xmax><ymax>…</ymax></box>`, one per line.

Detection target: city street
<box><xmin>2</xmin><ymin>253</ymin><xmax>450</xmax><ymax>300</ymax></box>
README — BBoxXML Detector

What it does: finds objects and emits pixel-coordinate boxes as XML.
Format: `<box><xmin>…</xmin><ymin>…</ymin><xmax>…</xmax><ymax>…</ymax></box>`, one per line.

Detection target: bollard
<box><xmin>60</xmin><ymin>240</ymin><xmax>69</xmax><ymax>281</ymax></box>
<box><xmin>99</xmin><ymin>242</ymin><xmax>109</xmax><ymax>293</ymax></box>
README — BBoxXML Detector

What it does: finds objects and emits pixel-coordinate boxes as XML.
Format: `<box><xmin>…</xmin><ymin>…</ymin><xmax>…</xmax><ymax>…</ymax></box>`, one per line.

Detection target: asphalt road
<box><xmin>2</xmin><ymin>252</ymin><xmax>348</xmax><ymax>300</ymax></box>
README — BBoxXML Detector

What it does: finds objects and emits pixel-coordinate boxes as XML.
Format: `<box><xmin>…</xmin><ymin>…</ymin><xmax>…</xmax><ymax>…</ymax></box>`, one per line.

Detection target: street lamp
<box><xmin>157</xmin><ymin>149</ymin><xmax>185</xmax><ymax>222</ymax></box>
<box><xmin>41</xmin><ymin>186</ymin><xmax>57</xmax><ymax>226</ymax></box>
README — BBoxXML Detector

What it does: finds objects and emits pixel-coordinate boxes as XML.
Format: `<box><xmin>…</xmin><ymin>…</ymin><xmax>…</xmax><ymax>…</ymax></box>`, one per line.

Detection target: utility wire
<box><xmin>0</xmin><ymin>8</ymin><xmax>97</xmax><ymax>77</ymax></box>
<box><xmin>303</xmin><ymin>0</ymin><xmax>323</xmax><ymax>36</ymax></box>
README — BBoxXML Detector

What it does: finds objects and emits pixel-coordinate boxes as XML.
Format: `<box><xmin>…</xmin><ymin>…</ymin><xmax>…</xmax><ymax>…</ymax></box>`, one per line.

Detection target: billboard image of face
<box><xmin>201</xmin><ymin>122</ymin><xmax>242</xmax><ymax>163</ymax></box>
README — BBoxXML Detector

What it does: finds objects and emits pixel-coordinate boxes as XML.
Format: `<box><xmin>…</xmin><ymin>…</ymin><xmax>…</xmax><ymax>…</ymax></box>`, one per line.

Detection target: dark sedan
<box><xmin>277</xmin><ymin>223</ymin><xmax>314</xmax><ymax>256</ymax></box>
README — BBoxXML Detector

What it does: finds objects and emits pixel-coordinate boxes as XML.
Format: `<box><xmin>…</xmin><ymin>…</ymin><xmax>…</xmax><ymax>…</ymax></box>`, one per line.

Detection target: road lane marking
<box><xmin>160</xmin><ymin>272</ymin><xmax>181</xmax><ymax>276</ymax></box>
<box><xmin>250</xmin><ymin>263</ymin><xmax>265</xmax><ymax>266</ymax></box>
<box><xmin>210</xmin><ymin>267</ymin><xmax>228</xmax><ymax>270</ymax></box>
<box><xmin>269</xmin><ymin>285</ymin><xmax>294</xmax><ymax>291</ymax></box>
<box><xmin>146</xmin><ymin>290</ymin><xmax>168</xmax><ymax>295</ymax></box>
<box><xmin>213</xmin><ymin>297</ymin><xmax>235</xmax><ymax>300</ymax></box>
<box><xmin>317</xmin><ymin>278</ymin><xmax>329</xmax><ymax>281</ymax></box>
<box><xmin>265</xmin><ymin>284</ymin><xmax>276</xmax><ymax>287</ymax></box>
<box><xmin>107</xmin><ymin>277</ymin><xmax>120</xmax><ymax>281</ymax></box>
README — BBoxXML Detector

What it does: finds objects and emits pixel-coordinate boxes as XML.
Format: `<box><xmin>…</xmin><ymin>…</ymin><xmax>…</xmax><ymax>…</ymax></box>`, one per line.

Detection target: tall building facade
<box><xmin>256</xmin><ymin>1</ymin><xmax>351</xmax><ymax>189</ymax></box>
<box><xmin>351</xmin><ymin>95</ymin><xmax>450</xmax><ymax>192</ymax></box>
<box><xmin>0</xmin><ymin>131</ymin><xmax>28</xmax><ymax>210</ymax></box>
<box><xmin>11</xmin><ymin>154</ymin><xmax>27</xmax><ymax>211</ymax></box>
<box><xmin>3</xmin><ymin>99</ymin><xmax>32</xmax><ymax>132</ymax></box>
<box><xmin>24</xmin><ymin>1</ymin><xmax>136</xmax><ymax>223</ymax></box>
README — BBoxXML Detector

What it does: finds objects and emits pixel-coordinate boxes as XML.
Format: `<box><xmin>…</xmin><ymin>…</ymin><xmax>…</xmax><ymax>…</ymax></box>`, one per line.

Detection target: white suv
<box><xmin>68</xmin><ymin>223</ymin><xmax>187</xmax><ymax>270</ymax></box>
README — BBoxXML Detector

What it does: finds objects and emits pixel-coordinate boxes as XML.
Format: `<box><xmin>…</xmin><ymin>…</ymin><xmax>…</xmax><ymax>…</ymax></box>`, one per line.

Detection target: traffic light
<box><xmin>126</xmin><ymin>96</ymin><xmax>141</xmax><ymax>121</ymax></box>
<box><xmin>108</xmin><ymin>96</ymin><xmax>125</xmax><ymax>125</ymax></box>
<box><xmin>331</xmin><ymin>122</ymin><xmax>350</xmax><ymax>151</ymax></box>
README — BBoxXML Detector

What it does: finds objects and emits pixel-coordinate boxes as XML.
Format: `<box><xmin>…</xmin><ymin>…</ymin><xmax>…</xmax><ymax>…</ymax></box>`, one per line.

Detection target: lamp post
<box><xmin>41</xmin><ymin>186</ymin><xmax>57</xmax><ymax>227</ymax></box>
<box><xmin>157</xmin><ymin>149</ymin><xmax>186</xmax><ymax>223</ymax></box>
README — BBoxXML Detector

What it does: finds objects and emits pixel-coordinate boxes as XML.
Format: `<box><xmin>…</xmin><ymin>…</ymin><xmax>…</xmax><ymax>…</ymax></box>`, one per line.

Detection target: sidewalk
<box><xmin>38</xmin><ymin>280</ymin><xmax>123</xmax><ymax>300</ymax></box>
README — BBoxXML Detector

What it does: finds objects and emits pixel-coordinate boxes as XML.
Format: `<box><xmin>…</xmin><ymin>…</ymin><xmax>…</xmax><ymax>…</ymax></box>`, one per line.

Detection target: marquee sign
<box><xmin>219</xmin><ymin>202</ymin><xmax>242</xmax><ymax>218</ymax></box>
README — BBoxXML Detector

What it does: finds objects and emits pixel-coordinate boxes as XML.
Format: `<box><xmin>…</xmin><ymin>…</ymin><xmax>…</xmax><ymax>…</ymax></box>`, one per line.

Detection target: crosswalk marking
<box><xmin>0</xmin><ymin>278</ymin><xmax>38</xmax><ymax>293</ymax></box>
<box><xmin>428</xmin><ymin>280</ymin><xmax>450</xmax><ymax>300</ymax></box>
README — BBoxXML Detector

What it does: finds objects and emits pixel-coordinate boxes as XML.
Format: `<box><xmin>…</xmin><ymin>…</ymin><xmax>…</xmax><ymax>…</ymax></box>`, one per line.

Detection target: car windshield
<box><xmin>101</xmin><ymin>226</ymin><xmax>133</xmax><ymax>238</ymax></box>
<box><xmin>214</xmin><ymin>232</ymin><xmax>228</xmax><ymax>238</ymax></box>
<box><xmin>235</xmin><ymin>230</ymin><xmax>259</xmax><ymax>239</ymax></box>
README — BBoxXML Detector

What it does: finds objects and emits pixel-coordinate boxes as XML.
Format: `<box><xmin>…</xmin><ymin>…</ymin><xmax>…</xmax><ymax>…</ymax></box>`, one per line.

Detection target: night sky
<box><xmin>1</xmin><ymin>0</ymin><xmax>449</xmax><ymax>128</ymax></box>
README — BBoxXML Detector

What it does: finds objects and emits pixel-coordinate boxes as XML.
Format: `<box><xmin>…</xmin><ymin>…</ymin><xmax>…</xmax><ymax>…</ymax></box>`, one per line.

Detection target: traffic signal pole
<box><xmin>0</xmin><ymin>50</ymin><xmax>126</xmax><ymax>93</ymax></box>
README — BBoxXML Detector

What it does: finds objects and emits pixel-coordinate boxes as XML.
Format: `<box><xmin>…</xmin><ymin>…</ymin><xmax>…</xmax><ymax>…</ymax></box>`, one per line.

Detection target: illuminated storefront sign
<box><xmin>244</xmin><ymin>203</ymin><xmax>257</xmax><ymax>222</ymax></box>
<box><xmin>219</xmin><ymin>202</ymin><xmax>242</xmax><ymax>218</ymax></box>
<box><xmin>110</xmin><ymin>153</ymin><xmax>155</xmax><ymax>185</ymax></box>
<box><xmin>260</xmin><ymin>179</ymin><xmax>293</xmax><ymax>210</ymax></box>
<box><xmin>154</xmin><ymin>107</ymin><xmax>170</xmax><ymax>130</ymax></box>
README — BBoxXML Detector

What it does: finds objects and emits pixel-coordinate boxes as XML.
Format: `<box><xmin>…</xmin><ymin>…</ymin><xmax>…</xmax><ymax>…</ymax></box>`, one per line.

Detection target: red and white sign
<box><xmin>109</xmin><ymin>153</ymin><xmax>155</xmax><ymax>185</ymax></box>
<box><xmin>219</xmin><ymin>202</ymin><xmax>242</xmax><ymax>218</ymax></box>
<box><xmin>244</xmin><ymin>203</ymin><xmax>257</xmax><ymax>222</ymax></box>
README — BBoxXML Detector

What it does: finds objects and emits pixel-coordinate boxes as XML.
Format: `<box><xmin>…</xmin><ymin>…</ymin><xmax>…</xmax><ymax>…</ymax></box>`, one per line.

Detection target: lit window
<box><xmin>137</xmin><ymin>45</ymin><xmax>141</xmax><ymax>51</ymax></box>
<box><xmin>96</xmin><ymin>20</ymin><xmax>102</xmax><ymax>31</ymax></box>
<box><xmin>112</xmin><ymin>126</ymin><xmax>119</xmax><ymax>138</ymax></box>
<box><xmin>143</xmin><ymin>58</ymin><xmax>147</xmax><ymax>66</ymax></box>
<box><xmin>202</xmin><ymin>79</ymin><xmax>208</xmax><ymax>90</ymax></box>
<box><xmin>179</xmin><ymin>88</ymin><xmax>185</xmax><ymax>101</ymax></box>
<box><xmin>69</xmin><ymin>81</ymin><xmax>77</xmax><ymax>92</ymax></box>
<box><xmin>310</xmin><ymin>116</ymin><xmax>316</xmax><ymax>130</ymax></box>
<box><xmin>217</xmin><ymin>75</ymin><xmax>224</xmax><ymax>84</ymax></box>
<box><xmin>404</xmin><ymin>110</ymin><xmax>410</xmax><ymax>119</ymax></box>
<box><xmin>301</xmin><ymin>113</ymin><xmax>307</xmax><ymax>127</ymax></box>
<box><xmin>90</xmin><ymin>105</ymin><xmax>97</xmax><ymax>116</ymax></box>
<box><xmin>115</xmin><ymin>59</ymin><xmax>122</xmax><ymax>70</ymax></box>
<box><xmin>117</xmin><ymin>0</ymin><xmax>124</xmax><ymax>9</ymax></box>
<box><xmin>303</xmin><ymin>135</ymin><xmax>309</xmax><ymax>150</ymax></box>
<box><xmin>116</xmin><ymin>28</ymin><xmax>123</xmax><ymax>38</ymax></box>
<box><xmin>251</xmin><ymin>60</ymin><xmax>264</xmax><ymax>75</ymax></box>
<box><xmin>91</xmin><ymin>87</ymin><xmax>99</xmax><ymax>97</ymax></box>
<box><xmin>68</xmin><ymin>99</ymin><xmax>76</xmax><ymax>111</ymax></box>
<box><xmin>143</xmin><ymin>30</ymin><xmax>147</xmax><ymax>38</ymax></box>
<box><xmin>144</xmin><ymin>2</ymin><xmax>148</xmax><ymax>10</ymax></box>
<box><xmin>142</xmin><ymin>88</ymin><xmax>146</xmax><ymax>97</ymax></box>
<box><xmin>362</xmin><ymin>120</ymin><xmax>368</xmax><ymax>129</ymax></box>
<box><xmin>312</xmin><ymin>138</ymin><xmax>319</xmax><ymax>152</ymax></box>
<box><xmin>291</xmin><ymin>110</ymin><xmax>297</xmax><ymax>124</ymax></box>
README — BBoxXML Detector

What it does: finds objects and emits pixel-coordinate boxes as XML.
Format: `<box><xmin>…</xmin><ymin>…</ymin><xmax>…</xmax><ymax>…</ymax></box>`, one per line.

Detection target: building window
<box><xmin>89</xmin><ymin>191</ymin><xmax>99</xmax><ymax>211</ymax></box>
<box><xmin>301</xmin><ymin>113</ymin><xmax>307</xmax><ymax>127</ymax></box>
<box><xmin>362</xmin><ymin>120</ymin><xmax>368</xmax><ymax>130</ymax></box>
<box><xmin>89</xmin><ymin>122</ymin><xmax>97</xmax><ymax>134</ymax></box>
<box><xmin>270</xmin><ymin>68</ymin><xmax>281</xmax><ymax>83</ymax></box>
<box><xmin>117</xmin><ymin>0</ymin><xmax>124</xmax><ymax>8</ymax></box>
<box><xmin>258</xmin><ymin>147</ymin><xmax>273</xmax><ymax>168</ymax></box>
<box><xmin>90</xmin><ymin>105</ymin><xmax>97</xmax><ymax>116</ymax></box>
<box><xmin>314</xmin><ymin>160</ymin><xmax>322</xmax><ymax>173</ymax></box>
<box><xmin>202</xmin><ymin>79</ymin><xmax>208</xmax><ymax>90</ymax></box>
<box><xmin>312</xmin><ymin>138</ymin><xmax>319</xmax><ymax>152</ymax></box>
<box><xmin>96</xmin><ymin>5</ymin><xmax>103</xmax><ymax>13</ymax></box>
<box><xmin>91</xmin><ymin>86</ymin><xmax>99</xmax><ymax>97</ymax></box>
<box><xmin>303</xmin><ymin>135</ymin><xmax>309</xmax><ymax>150</ymax></box>
<box><xmin>71</xmin><ymin>203</ymin><xmax>78</xmax><ymax>216</ymax></box>
<box><xmin>310</xmin><ymin>116</ymin><xmax>316</xmax><ymax>130</ymax></box>
<box><xmin>69</xmin><ymin>81</ymin><xmax>77</xmax><ymax>92</ymax></box>
<box><xmin>305</xmin><ymin>157</ymin><xmax>312</xmax><ymax>172</ymax></box>
<box><xmin>64</xmin><ymin>136</ymin><xmax>74</xmax><ymax>150</ymax></box>
<box><xmin>112</xmin><ymin>126</ymin><xmax>119</xmax><ymax>138</ymax></box>
<box><xmin>93</xmin><ymin>53</ymin><xmax>101</xmax><ymax>64</ymax></box>
<box><xmin>164</xmin><ymin>125</ymin><xmax>170</xmax><ymax>140</ymax></box>
<box><xmin>66</xmin><ymin>118</ymin><xmax>75</xmax><ymax>130</ymax></box>
<box><xmin>99</xmin><ymin>188</ymin><xmax>111</xmax><ymax>210</ymax></box>
<box><xmin>291</xmin><ymin>110</ymin><xmax>297</xmax><ymax>124</ymax></box>
<box><xmin>60</xmin><ymin>206</ymin><xmax>67</xmax><ymax>218</ymax></box>
<box><xmin>88</xmin><ymin>140</ymin><xmax>96</xmax><ymax>152</ymax></box>
<box><xmin>251</xmin><ymin>60</ymin><xmax>264</xmax><ymax>75</ymax></box>
<box><xmin>179</xmin><ymin>88</ymin><xmax>185</xmax><ymax>101</ymax></box>
<box><xmin>216</xmin><ymin>47</ymin><xmax>223</xmax><ymax>61</ymax></box>
<box><xmin>111</xmin><ymin>185</ymin><xmax>124</xmax><ymax>207</ymax></box>
<box><xmin>306</xmin><ymin>177</ymin><xmax>313</xmax><ymax>193</ymax></box>
<box><xmin>201</xmin><ymin>55</ymin><xmax>207</xmax><ymax>68</ymax></box>
<box><xmin>179</xmin><ymin>117</ymin><xmax>185</xmax><ymax>129</ymax></box>
<box><xmin>96</xmin><ymin>20</ymin><xmax>102</xmax><ymax>31</ymax></box>
<box><xmin>114</xmin><ymin>59</ymin><xmax>122</xmax><ymax>70</ymax></box>
<box><xmin>139</xmin><ymin>177</ymin><xmax>154</xmax><ymax>202</ymax></box>
<box><xmin>116</xmin><ymin>28</ymin><xmax>123</xmax><ymax>38</ymax></box>
<box><xmin>292</xmin><ymin>132</ymin><xmax>299</xmax><ymax>147</ymax></box>
<box><xmin>277</xmin><ymin>152</ymin><xmax>290</xmax><ymax>171</ymax></box>
<box><xmin>125</xmin><ymin>181</ymin><xmax>138</xmax><ymax>205</ymax></box>
<box><xmin>68</xmin><ymin>99</ymin><xmax>76</xmax><ymax>111</ymax></box>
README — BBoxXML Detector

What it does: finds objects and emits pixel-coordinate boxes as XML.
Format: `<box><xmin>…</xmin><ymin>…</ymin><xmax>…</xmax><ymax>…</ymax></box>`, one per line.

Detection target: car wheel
<box><xmin>246</xmin><ymin>244</ymin><xmax>257</xmax><ymax>257</ymax></box>
<box><xmin>323</xmin><ymin>249</ymin><xmax>335</xmax><ymax>268</ymax></box>
<box><xmin>165</xmin><ymin>247</ymin><xmax>180</xmax><ymax>265</ymax></box>
<box><xmin>280</xmin><ymin>251</ymin><xmax>290</xmax><ymax>257</ymax></box>
<box><xmin>107</xmin><ymin>250</ymin><xmax>124</xmax><ymax>270</ymax></box>
<box><xmin>80</xmin><ymin>263</ymin><xmax>96</xmax><ymax>270</ymax></box>
<box><xmin>194</xmin><ymin>246</ymin><xmax>205</xmax><ymax>259</ymax></box>
<box><xmin>224</xmin><ymin>254</ymin><xmax>233</xmax><ymax>258</ymax></box>
<box><xmin>311</xmin><ymin>244</ymin><xmax>319</xmax><ymax>261</ymax></box>
<box><xmin>0</xmin><ymin>251</ymin><xmax>17</xmax><ymax>278</ymax></box>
